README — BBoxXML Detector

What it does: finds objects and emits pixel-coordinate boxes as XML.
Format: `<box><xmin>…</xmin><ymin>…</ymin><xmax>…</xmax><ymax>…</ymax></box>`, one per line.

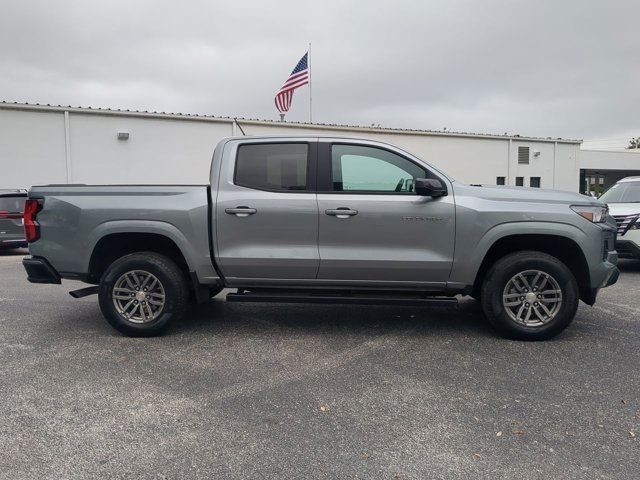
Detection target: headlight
<box><xmin>570</xmin><ymin>205</ymin><xmax>608</xmax><ymax>223</ymax></box>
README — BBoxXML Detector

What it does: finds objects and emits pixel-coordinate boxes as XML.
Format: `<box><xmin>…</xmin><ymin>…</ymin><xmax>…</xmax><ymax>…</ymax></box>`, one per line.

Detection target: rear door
<box><xmin>214</xmin><ymin>140</ymin><xmax>319</xmax><ymax>283</ymax></box>
<box><xmin>316</xmin><ymin>141</ymin><xmax>455</xmax><ymax>286</ymax></box>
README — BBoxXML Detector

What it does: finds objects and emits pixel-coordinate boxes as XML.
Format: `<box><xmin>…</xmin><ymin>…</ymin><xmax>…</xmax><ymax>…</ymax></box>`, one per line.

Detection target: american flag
<box><xmin>274</xmin><ymin>52</ymin><xmax>309</xmax><ymax>113</ymax></box>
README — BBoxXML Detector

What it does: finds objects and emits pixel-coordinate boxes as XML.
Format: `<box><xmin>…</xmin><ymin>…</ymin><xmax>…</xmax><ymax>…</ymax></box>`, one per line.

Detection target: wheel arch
<box><xmin>471</xmin><ymin>233</ymin><xmax>592</xmax><ymax>304</ymax></box>
<box><xmin>86</xmin><ymin>223</ymin><xmax>195</xmax><ymax>285</ymax></box>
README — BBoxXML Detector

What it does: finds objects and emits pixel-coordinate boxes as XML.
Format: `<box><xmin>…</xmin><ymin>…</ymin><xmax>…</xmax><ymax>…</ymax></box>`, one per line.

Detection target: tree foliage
<box><xmin>627</xmin><ymin>137</ymin><xmax>640</xmax><ymax>149</ymax></box>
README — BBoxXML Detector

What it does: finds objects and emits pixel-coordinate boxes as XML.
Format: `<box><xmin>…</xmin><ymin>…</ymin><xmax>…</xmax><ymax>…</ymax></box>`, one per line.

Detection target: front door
<box><xmin>215</xmin><ymin>140</ymin><xmax>319</xmax><ymax>283</ymax></box>
<box><xmin>316</xmin><ymin>142</ymin><xmax>455</xmax><ymax>286</ymax></box>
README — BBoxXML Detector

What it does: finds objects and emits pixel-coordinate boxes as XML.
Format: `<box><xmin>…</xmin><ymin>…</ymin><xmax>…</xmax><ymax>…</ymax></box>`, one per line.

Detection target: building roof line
<box><xmin>0</xmin><ymin>101</ymin><xmax>582</xmax><ymax>144</ymax></box>
<box><xmin>581</xmin><ymin>148</ymin><xmax>640</xmax><ymax>154</ymax></box>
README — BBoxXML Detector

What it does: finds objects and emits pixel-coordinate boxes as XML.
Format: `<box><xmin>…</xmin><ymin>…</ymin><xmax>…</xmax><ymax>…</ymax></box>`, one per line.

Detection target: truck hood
<box><xmin>606</xmin><ymin>202</ymin><xmax>640</xmax><ymax>216</ymax></box>
<box><xmin>452</xmin><ymin>183</ymin><xmax>601</xmax><ymax>206</ymax></box>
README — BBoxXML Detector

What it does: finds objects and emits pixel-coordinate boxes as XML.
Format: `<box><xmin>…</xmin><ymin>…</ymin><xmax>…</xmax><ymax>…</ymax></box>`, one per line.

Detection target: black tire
<box><xmin>480</xmin><ymin>251</ymin><xmax>579</xmax><ymax>341</ymax></box>
<box><xmin>98</xmin><ymin>252</ymin><xmax>188</xmax><ymax>337</ymax></box>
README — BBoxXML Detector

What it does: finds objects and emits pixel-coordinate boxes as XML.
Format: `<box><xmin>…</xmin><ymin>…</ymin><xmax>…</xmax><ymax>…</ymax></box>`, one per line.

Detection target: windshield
<box><xmin>599</xmin><ymin>181</ymin><xmax>640</xmax><ymax>203</ymax></box>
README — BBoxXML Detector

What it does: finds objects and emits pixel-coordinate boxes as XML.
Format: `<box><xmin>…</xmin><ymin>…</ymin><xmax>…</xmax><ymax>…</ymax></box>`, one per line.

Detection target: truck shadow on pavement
<box><xmin>170</xmin><ymin>297</ymin><xmax>509</xmax><ymax>341</ymax></box>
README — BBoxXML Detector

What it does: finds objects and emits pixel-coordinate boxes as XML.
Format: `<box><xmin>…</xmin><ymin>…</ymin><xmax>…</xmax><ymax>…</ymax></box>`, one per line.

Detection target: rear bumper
<box><xmin>0</xmin><ymin>237</ymin><xmax>27</xmax><ymax>249</ymax></box>
<box><xmin>23</xmin><ymin>256</ymin><xmax>61</xmax><ymax>284</ymax></box>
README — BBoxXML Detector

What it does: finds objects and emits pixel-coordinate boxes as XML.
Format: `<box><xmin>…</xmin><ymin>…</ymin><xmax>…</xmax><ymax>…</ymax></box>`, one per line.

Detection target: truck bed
<box><xmin>27</xmin><ymin>185</ymin><xmax>221</xmax><ymax>285</ymax></box>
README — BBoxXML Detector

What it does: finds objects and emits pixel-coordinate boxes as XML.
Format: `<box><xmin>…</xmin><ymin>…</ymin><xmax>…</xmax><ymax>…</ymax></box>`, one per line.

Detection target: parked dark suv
<box><xmin>0</xmin><ymin>190</ymin><xmax>27</xmax><ymax>249</ymax></box>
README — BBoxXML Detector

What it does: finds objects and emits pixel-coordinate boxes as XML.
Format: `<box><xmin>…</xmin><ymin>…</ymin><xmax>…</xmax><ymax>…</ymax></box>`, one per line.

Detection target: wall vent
<box><xmin>518</xmin><ymin>146</ymin><xmax>530</xmax><ymax>164</ymax></box>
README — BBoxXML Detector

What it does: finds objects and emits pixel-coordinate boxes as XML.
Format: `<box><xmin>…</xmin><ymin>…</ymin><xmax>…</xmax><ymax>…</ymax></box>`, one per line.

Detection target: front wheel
<box><xmin>98</xmin><ymin>252</ymin><xmax>188</xmax><ymax>337</ymax></box>
<box><xmin>480</xmin><ymin>251</ymin><xmax>579</xmax><ymax>340</ymax></box>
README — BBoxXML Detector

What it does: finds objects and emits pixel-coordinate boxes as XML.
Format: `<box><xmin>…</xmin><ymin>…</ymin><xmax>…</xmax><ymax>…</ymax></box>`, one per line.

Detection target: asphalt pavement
<box><xmin>0</xmin><ymin>249</ymin><xmax>639</xmax><ymax>479</ymax></box>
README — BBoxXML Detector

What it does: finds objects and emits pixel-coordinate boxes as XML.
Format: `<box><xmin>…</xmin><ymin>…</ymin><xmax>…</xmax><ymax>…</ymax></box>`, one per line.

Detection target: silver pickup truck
<box><xmin>22</xmin><ymin>136</ymin><xmax>619</xmax><ymax>340</ymax></box>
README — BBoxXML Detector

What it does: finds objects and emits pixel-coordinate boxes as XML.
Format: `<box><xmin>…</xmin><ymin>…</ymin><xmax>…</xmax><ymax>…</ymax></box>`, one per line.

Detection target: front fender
<box><xmin>449</xmin><ymin>221</ymin><xmax>592</xmax><ymax>286</ymax></box>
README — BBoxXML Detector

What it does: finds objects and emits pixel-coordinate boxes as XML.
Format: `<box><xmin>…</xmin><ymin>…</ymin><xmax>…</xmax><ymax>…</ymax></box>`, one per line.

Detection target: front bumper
<box><xmin>582</xmin><ymin>226</ymin><xmax>619</xmax><ymax>305</ymax></box>
<box><xmin>616</xmin><ymin>240</ymin><xmax>640</xmax><ymax>259</ymax></box>
<box><xmin>23</xmin><ymin>256</ymin><xmax>61</xmax><ymax>284</ymax></box>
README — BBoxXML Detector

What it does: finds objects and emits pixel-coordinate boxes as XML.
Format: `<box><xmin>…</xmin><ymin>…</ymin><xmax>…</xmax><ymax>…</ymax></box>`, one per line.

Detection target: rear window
<box><xmin>0</xmin><ymin>195</ymin><xmax>26</xmax><ymax>213</ymax></box>
<box><xmin>235</xmin><ymin>143</ymin><xmax>309</xmax><ymax>192</ymax></box>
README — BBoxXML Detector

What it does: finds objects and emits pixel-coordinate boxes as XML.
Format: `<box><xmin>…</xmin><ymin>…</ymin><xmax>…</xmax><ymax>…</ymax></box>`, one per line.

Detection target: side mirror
<box><xmin>415</xmin><ymin>178</ymin><xmax>447</xmax><ymax>197</ymax></box>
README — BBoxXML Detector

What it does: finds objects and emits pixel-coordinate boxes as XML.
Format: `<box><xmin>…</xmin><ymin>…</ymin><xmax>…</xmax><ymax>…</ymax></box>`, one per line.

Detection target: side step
<box><xmin>69</xmin><ymin>286</ymin><xmax>99</xmax><ymax>298</ymax></box>
<box><xmin>226</xmin><ymin>290</ymin><xmax>458</xmax><ymax>307</ymax></box>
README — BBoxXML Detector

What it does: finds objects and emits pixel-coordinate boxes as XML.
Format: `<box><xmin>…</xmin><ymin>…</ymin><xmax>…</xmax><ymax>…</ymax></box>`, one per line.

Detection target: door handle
<box><xmin>225</xmin><ymin>206</ymin><xmax>257</xmax><ymax>217</ymax></box>
<box><xmin>325</xmin><ymin>208</ymin><xmax>358</xmax><ymax>219</ymax></box>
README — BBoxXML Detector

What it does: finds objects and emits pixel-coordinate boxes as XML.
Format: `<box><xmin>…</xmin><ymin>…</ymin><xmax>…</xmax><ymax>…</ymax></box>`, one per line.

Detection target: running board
<box><xmin>69</xmin><ymin>286</ymin><xmax>99</xmax><ymax>298</ymax></box>
<box><xmin>226</xmin><ymin>291</ymin><xmax>458</xmax><ymax>307</ymax></box>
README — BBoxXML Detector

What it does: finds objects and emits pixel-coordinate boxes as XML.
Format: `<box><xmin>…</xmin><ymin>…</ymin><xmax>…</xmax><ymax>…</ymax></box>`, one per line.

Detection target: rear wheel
<box><xmin>481</xmin><ymin>251</ymin><xmax>579</xmax><ymax>340</ymax></box>
<box><xmin>98</xmin><ymin>252</ymin><xmax>188</xmax><ymax>337</ymax></box>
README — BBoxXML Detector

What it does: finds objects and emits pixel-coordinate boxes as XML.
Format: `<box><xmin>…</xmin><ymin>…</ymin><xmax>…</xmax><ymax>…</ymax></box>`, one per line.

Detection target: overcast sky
<box><xmin>1</xmin><ymin>0</ymin><xmax>638</xmax><ymax>148</ymax></box>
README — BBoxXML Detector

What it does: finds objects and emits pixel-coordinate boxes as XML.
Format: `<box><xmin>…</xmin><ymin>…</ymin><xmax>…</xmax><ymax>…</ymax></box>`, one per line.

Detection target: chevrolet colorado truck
<box><xmin>22</xmin><ymin>136</ymin><xmax>619</xmax><ymax>340</ymax></box>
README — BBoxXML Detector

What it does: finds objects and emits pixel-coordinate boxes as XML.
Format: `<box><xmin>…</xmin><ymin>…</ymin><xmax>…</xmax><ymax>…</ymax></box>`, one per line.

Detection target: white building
<box><xmin>580</xmin><ymin>149</ymin><xmax>640</xmax><ymax>194</ymax></box>
<box><xmin>0</xmin><ymin>101</ymin><xmax>589</xmax><ymax>191</ymax></box>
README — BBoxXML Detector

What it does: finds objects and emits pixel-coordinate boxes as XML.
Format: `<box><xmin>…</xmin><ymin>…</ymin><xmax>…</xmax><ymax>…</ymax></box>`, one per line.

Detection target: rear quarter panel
<box><xmin>28</xmin><ymin>186</ymin><xmax>219</xmax><ymax>284</ymax></box>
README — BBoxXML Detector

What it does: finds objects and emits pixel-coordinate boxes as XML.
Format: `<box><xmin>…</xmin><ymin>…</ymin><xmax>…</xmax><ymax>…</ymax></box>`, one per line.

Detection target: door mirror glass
<box><xmin>415</xmin><ymin>178</ymin><xmax>447</xmax><ymax>197</ymax></box>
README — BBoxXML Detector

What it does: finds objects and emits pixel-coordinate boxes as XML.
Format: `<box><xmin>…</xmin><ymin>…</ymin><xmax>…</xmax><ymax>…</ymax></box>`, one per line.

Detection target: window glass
<box><xmin>496</xmin><ymin>177</ymin><xmax>505</xmax><ymax>185</ymax></box>
<box><xmin>235</xmin><ymin>143</ymin><xmax>308</xmax><ymax>191</ymax></box>
<box><xmin>530</xmin><ymin>177</ymin><xmax>541</xmax><ymax>188</ymax></box>
<box><xmin>0</xmin><ymin>196</ymin><xmax>26</xmax><ymax>213</ymax></box>
<box><xmin>600</xmin><ymin>181</ymin><xmax>640</xmax><ymax>203</ymax></box>
<box><xmin>515</xmin><ymin>177</ymin><xmax>524</xmax><ymax>187</ymax></box>
<box><xmin>331</xmin><ymin>145</ymin><xmax>426</xmax><ymax>193</ymax></box>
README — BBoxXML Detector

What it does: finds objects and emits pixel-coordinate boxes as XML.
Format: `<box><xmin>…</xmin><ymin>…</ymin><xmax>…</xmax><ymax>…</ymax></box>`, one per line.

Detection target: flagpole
<box><xmin>308</xmin><ymin>42</ymin><xmax>313</xmax><ymax>123</ymax></box>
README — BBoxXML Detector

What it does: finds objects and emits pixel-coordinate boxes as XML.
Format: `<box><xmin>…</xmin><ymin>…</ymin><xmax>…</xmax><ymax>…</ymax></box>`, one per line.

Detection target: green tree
<box><xmin>627</xmin><ymin>137</ymin><xmax>640</xmax><ymax>149</ymax></box>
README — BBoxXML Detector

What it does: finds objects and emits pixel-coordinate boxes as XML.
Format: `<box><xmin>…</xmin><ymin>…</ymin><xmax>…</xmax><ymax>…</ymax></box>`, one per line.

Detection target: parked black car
<box><xmin>0</xmin><ymin>190</ymin><xmax>27</xmax><ymax>249</ymax></box>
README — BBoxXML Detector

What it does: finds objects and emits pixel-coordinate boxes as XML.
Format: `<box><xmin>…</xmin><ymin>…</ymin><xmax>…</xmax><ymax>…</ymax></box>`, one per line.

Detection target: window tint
<box><xmin>496</xmin><ymin>176</ymin><xmax>505</xmax><ymax>185</ymax></box>
<box><xmin>235</xmin><ymin>143</ymin><xmax>308</xmax><ymax>191</ymax></box>
<box><xmin>0</xmin><ymin>196</ymin><xmax>26</xmax><ymax>213</ymax></box>
<box><xmin>331</xmin><ymin>145</ymin><xmax>426</xmax><ymax>193</ymax></box>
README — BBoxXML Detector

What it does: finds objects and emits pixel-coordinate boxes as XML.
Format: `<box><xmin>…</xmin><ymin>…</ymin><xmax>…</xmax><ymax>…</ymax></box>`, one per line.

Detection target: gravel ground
<box><xmin>0</xmin><ymin>249</ymin><xmax>639</xmax><ymax>479</ymax></box>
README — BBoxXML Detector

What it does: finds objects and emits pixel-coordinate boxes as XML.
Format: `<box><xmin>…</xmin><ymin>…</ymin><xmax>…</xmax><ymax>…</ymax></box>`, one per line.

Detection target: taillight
<box><xmin>23</xmin><ymin>199</ymin><xmax>43</xmax><ymax>243</ymax></box>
